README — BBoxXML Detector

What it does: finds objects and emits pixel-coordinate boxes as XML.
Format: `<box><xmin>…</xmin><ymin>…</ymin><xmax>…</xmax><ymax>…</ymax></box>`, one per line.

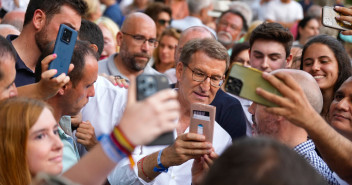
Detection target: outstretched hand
<box><xmin>117</xmin><ymin>76</ymin><xmax>180</xmax><ymax>146</ymax></box>
<box><xmin>255</xmin><ymin>72</ymin><xmax>319</xmax><ymax>129</ymax></box>
<box><xmin>38</xmin><ymin>54</ymin><xmax>74</xmax><ymax>99</ymax></box>
<box><xmin>335</xmin><ymin>6</ymin><xmax>352</xmax><ymax>35</ymax></box>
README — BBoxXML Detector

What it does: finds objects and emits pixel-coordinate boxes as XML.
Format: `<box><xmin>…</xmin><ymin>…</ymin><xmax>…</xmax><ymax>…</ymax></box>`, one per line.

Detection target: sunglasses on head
<box><xmin>157</xmin><ymin>19</ymin><xmax>172</xmax><ymax>26</ymax></box>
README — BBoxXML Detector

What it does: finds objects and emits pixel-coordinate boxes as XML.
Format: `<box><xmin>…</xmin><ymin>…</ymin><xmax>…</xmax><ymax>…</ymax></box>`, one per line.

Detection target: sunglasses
<box><xmin>157</xmin><ymin>19</ymin><xmax>172</xmax><ymax>26</ymax></box>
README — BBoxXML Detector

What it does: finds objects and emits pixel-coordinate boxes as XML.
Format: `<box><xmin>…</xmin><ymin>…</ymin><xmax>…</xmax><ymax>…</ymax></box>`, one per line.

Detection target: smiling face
<box><xmin>27</xmin><ymin>108</ymin><xmax>63</xmax><ymax>176</ymax></box>
<box><xmin>249</xmin><ymin>39</ymin><xmax>289</xmax><ymax>72</ymax></box>
<box><xmin>302</xmin><ymin>43</ymin><xmax>339</xmax><ymax>92</ymax></box>
<box><xmin>176</xmin><ymin>51</ymin><xmax>226</xmax><ymax>108</ymax></box>
<box><xmin>35</xmin><ymin>5</ymin><xmax>82</xmax><ymax>52</ymax></box>
<box><xmin>329</xmin><ymin>77</ymin><xmax>352</xmax><ymax>139</ymax></box>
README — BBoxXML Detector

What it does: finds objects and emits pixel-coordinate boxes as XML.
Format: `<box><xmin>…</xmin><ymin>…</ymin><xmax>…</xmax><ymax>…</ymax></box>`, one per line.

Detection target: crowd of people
<box><xmin>1</xmin><ymin>0</ymin><xmax>352</xmax><ymax>185</ymax></box>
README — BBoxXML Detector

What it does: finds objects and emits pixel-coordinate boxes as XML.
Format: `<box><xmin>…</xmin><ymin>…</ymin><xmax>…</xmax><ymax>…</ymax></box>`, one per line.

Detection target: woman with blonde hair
<box><xmin>0</xmin><ymin>98</ymin><xmax>63</xmax><ymax>185</ymax></box>
<box><xmin>153</xmin><ymin>28</ymin><xmax>181</xmax><ymax>74</ymax></box>
<box><xmin>96</xmin><ymin>16</ymin><xmax>120</xmax><ymax>60</ymax></box>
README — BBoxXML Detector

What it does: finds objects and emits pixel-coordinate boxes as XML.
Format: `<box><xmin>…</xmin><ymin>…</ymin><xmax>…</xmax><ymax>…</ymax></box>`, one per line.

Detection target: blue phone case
<box><xmin>49</xmin><ymin>24</ymin><xmax>77</xmax><ymax>78</ymax></box>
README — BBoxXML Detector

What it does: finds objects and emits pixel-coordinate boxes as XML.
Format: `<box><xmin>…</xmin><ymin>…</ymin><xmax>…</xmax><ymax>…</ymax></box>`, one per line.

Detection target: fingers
<box><xmin>41</xmin><ymin>54</ymin><xmax>57</xmax><ymax>72</ymax></box>
<box><xmin>41</xmin><ymin>69</ymin><xmax>58</xmax><ymax>79</ymax></box>
<box><xmin>68</xmin><ymin>64</ymin><xmax>74</xmax><ymax>73</ymax></box>
<box><xmin>127</xmin><ymin>75</ymin><xmax>136</xmax><ymax>106</ymax></box>
<box><xmin>335</xmin><ymin>6</ymin><xmax>352</xmax><ymax>15</ymax></box>
<box><xmin>178</xmin><ymin>133</ymin><xmax>206</xmax><ymax>142</ymax></box>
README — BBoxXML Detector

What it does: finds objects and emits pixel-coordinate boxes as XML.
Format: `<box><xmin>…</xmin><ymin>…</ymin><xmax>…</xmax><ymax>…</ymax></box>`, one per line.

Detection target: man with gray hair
<box><xmin>109</xmin><ymin>38</ymin><xmax>232</xmax><ymax>185</ymax></box>
<box><xmin>249</xmin><ymin>69</ymin><xmax>338</xmax><ymax>184</ymax></box>
<box><xmin>171</xmin><ymin>0</ymin><xmax>215</xmax><ymax>35</ymax></box>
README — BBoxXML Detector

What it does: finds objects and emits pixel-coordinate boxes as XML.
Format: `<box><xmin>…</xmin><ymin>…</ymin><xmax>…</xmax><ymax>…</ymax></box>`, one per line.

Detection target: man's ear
<box><xmin>32</xmin><ymin>9</ymin><xmax>46</xmax><ymax>30</ymax></box>
<box><xmin>89</xmin><ymin>44</ymin><xmax>99</xmax><ymax>53</ymax></box>
<box><xmin>285</xmin><ymin>54</ymin><xmax>293</xmax><ymax>68</ymax></box>
<box><xmin>176</xmin><ymin>62</ymin><xmax>184</xmax><ymax>82</ymax></box>
<box><xmin>58</xmin><ymin>82</ymin><xmax>72</xmax><ymax>95</ymax></box>
<box><xmin>116</xmin><ymin>31</ymin><xmax>123</xmax><ymax>46</ymax></box>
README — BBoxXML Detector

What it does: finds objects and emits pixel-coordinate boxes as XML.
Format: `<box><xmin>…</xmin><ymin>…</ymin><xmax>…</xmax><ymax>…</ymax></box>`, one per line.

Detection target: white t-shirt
<box><xmin>264</xmin><ymin>0</ymin><xmax>303</xmax><ymax>23</ymax></box>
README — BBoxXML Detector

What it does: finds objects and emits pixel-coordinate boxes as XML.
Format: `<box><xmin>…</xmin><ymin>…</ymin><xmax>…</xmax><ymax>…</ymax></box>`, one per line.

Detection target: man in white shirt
<box><xmin>264</xmin><ymin>0</ymin><xmax>303</xmax><ymax>29</ymax></box>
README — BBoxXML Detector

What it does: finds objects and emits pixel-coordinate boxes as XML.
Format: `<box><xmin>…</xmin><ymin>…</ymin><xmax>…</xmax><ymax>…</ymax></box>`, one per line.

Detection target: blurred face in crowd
<box><xmin>99</xmin><ymin>24</ymin><xmax>117</xmax><ymax>60</ymax></box>
<box><xmin>177</xmin><ymin>51</ymin><xmax>226</xmax><ymax>108</ymax></box>
<box><xmin>35</xmin><ymin>5</ymin><xmax>81</xmax><ymax>52</ymax></box>
<box><xmin>216</xmin><ymin>12</ymin><xmax>244</xmax><ymax>45</ymax></box>
<box><xmin>249</xmin><ymin>39</ymin><xmax>289</xmax><ymax>72</ymax></box>
<box><xmin>0</xmin><ymin>55</ymin><xmax>17</xmax><ymax>100</ymax></box>
<box><xmin>27</xmin><ymin>108</ymin><xmax>63</xmax><ymax>175</ymax></box>
<box><xmin>329</xmin><ymin>77</ymin><xmax>352</xmax><ymax>139</ymax></box>
<box><xmin>158</xmin><ymin>35</ymin><xmax>178</xmax><ymax>65</ymax></box>
<box><xmin>302</xmin><ymin>43</ymin><xmax>339</xmax><ymax>92</ymax></box>
<box><xmin>298</xmin><ymin>18</ymin><xmax>320</xmax><ymax>44</ymax></box>
<box><xmin>232</xmin><ymin>49</ymin><xmax>250</xmax><ymax>67</ymax></box>
<box><xmin>156</xmin><ymin>11</ymin><xmax>171</xmax><ymax>37</ymax></box>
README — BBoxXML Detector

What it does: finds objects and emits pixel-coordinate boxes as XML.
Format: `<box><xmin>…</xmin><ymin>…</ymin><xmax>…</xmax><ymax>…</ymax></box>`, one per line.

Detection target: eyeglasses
<box><xmin>218</xmin><ymin>20</ymin><xmax>241</xmax><ymax>32</ymax></box>
<box><xmin>157</xmin><ymin>19</ymin><xmax>172</xmax><ymax>26</ymax></box>
<box><xmin>122</xmin><ymin>32</ymin><xmax>159</xmax><ymax>48</ymax></box>
<box><xmin>183</xmin><ymin>63</ymin><xmax>224</xmax><ymax>87</ymax></box>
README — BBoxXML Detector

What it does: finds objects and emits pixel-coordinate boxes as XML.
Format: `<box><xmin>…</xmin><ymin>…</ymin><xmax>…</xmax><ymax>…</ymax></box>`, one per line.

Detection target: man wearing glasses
<box><xmin>98</xmin><ymin>12</ymin><xmax>160</xmax><ymax>80</ymax></box>
<box><xmin>110</xmin><ymin>38</ymin><xmax>232</xmax><ymax>185</ymax></box>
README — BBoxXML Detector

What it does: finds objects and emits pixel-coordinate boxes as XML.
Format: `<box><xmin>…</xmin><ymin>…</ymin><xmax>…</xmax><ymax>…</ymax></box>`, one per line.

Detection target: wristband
<box><xmin>153</xmin><ymin>149</ymin><xmax>168</xmax><ymax>173</ymax></box>
<box><xmin>99</xmin><ymin>134</ymin><xmax>126</xmax><ymax>163</ymax></box>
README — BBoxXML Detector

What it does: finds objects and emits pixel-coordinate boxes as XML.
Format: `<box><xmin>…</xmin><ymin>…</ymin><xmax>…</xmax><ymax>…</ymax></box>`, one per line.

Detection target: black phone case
<box><xmin>136</xmin><ymin>74</ymin><xmax>174</xmax><ymax>145</ymax></box>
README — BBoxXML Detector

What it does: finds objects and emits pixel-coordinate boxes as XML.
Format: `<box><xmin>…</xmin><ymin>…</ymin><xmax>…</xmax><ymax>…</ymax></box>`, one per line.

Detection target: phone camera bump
<box><xmin>62</xmin><ymin>28</ymin><xmax>72</xmax><ymax>44</ymax></box>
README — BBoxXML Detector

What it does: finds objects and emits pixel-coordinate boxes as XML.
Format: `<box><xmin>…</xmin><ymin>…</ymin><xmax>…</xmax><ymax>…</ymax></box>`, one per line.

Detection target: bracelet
<box><xmin>138</xmin><ymin>157</ymin><xmax>152</xmax><ymax>180</ymax></box>
<box><xmin>153</xmin><ymin>149</ymin><xmax>168</xmax><ymax>173</ymax></box>
<box><xmin>99</xmin><ymin>134</ymin><xmax>125</xmax><ymax>163</ymax></box>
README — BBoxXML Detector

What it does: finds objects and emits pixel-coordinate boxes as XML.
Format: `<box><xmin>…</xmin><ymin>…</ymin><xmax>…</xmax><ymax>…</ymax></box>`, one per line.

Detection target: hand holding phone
<box><xmin>322</xmin><ymin>6</ymin><xmax>352</xmax><ymax>31</ymax></box>
<box><xmin>224</xmin><ymin>63</ymin><xmax>282</xmax><ymax>107</ymax></box>
<box><xmin>136</xmin><ymin>74</ymin><xmax>173</xmax><ymax>145</ymax></box>
<box><xmin>49</xmin><ymin>24</ymin><xmax>77</xmax><ymax>78</ymax></box>
<box><xmin>189</xmin><ymin>103</ymin><xmax>216</xmax><ymax>143</ymax></box>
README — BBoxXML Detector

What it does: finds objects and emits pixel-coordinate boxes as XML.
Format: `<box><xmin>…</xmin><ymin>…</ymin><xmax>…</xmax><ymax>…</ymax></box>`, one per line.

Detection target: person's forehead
<box><xmin>221</xmin><ymin>12</ymin><xmax>243</xmax><ymax>23</ymax></box>
<box><xmin>179</xmin><ymin>32</ymin><xmax>213</xmax><ymax>47</ymax></box>
<box><xmin>124</xmin><ymin>16</ymin><xmax>156</xmax><ymax>36</ymax></box>
<box><xmin>251</xmin><ymin>39</ymin><xmax>286</xmax><ymax>55</ymax></box>
<box><xmin>339</xmin><ymin>78</ymin><xmax>352</xmax><ymax>93</ymax></box>
<box><xmin>51</xmin><ymin>5</ymin><xmax>82</xmax><ymax>31</ymax></box>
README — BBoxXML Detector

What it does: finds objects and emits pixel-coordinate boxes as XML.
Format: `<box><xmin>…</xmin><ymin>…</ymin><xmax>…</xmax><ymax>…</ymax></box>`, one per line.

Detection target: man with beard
<box><xmin>7</xmin><ymin>0</ymin><xmax>87</xmax><ymax>87</ymax></box>
<box><xmin>216</xmin><ymin>10</ymin><xmax>248</xmax><ymax>51</ymax></box>
<box><xmin>98</xmin><ymin>12</ymin><xmax>160</xmax><ymax>80</ymax></box>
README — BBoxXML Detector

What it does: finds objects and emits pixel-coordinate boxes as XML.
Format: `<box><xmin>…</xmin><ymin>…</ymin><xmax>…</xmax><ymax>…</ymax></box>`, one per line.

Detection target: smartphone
<box><xmin>136</xmin><ymin>74</ymin><xmax>173</xmax><ymax>145</ymax></box>
<box><xmin>189</xmin><ymin>103</ymin><xmax>216</xmax><ymax>143</ymax></box>
<box><xmin>224</xmin><ymin>63</ymin><xmax>281</xmax><ymax>107</ymax></box>
<box><xmin>322</xmin><ymin>6</ymin><xmax>352</xmax><ymax>31</ymax></box>
<box><xmin>48</xmin><ymin>24</ymin><xmax>77</xmax><ymax>78</ymax></box>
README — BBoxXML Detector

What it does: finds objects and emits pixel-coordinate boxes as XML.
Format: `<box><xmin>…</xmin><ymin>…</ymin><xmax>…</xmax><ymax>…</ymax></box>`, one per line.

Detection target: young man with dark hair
<box><xmin>249</xmin><ymin>22</ymin><xmax>293</xmax><ymax>72</ymax></box>
<box><xmin>8</xmin><ymin>0</ymin><xmax>87</xmax><ymax>87</ymax></box>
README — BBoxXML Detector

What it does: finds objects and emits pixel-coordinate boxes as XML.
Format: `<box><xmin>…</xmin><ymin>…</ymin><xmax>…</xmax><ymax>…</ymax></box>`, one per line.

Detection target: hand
<box><xmin>192</xmin><ymin>150</ymin><xmax>217</xmax><ymax>185</ymax></box>
<box><xmin>76</xmin><ymin>121</ymin><xmax>98</xmax><ymax>151</ymax></box>
<box><xmin>162</xmin><ymin>133</ymin><xmax>213</xmax><ymax>167</ymax></box>
<box><xmin>255</xmin><ymin>72</ymin><xmax>319</xmax><ymax>129</ymax></box>
<box><xmin>38</xmin><ymin>54</ymin><xmax>74</xmax><ymax>99</ymax></box>
<box><xmin>100</xmin><ymin>73</ymin><xmax>129</xmax><ymax>88</ymax></box>
<box><xmin>118</xmin><ymin>76</ymin><xmax>180</xmax><ymax>146</ymax></box>
<box><xmin>71</xmin><ymin>112</ymin><xmax>82</xmax><ymax>128</ymax></box>
<box><xmin>335</xmin><ymin>6</ymin><xmax>352</xmax><ymax>35</ymax></box>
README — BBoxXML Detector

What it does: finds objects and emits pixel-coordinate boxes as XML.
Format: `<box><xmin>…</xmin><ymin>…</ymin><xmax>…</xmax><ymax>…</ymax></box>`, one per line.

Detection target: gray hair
<box><xmin>180</xmin><ymin>38</ymin><xmax>229</xmax><ymax>71</ymax></box>
<box><xmin>188</xmin><ymin>0</ymin><xmax>212</xmax><ymax>15</ymax></box>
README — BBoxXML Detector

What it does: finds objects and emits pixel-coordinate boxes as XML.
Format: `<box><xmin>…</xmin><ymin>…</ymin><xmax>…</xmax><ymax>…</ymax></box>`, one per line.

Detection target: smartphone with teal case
<box><xmin>49</xmin><ymin>24</ymin><xmax>77</xmax><ymax>77</ymax></box>
<box><xmin>224</xmin><ymin>63</ymin><xmax>282</xmax><ymax>107</ymax></box>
